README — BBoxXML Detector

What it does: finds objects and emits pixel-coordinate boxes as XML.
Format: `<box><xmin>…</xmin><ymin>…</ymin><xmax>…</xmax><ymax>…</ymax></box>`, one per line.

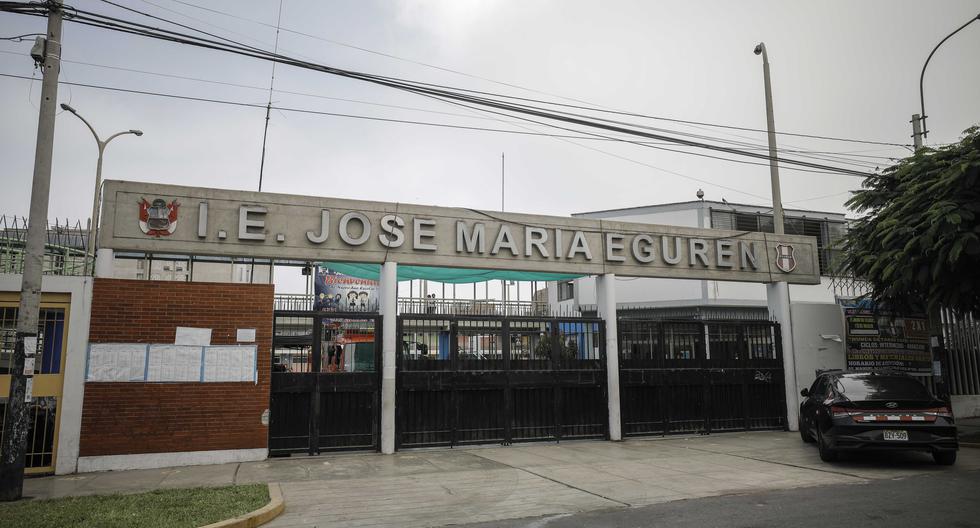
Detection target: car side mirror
<box><xmin>800</xmin><ymin>388</ymin><xmax>809</xmax><ymax>397</ymax></box>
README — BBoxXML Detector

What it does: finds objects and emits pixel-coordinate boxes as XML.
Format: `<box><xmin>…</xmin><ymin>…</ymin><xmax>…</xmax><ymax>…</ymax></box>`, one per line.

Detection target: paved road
<box><xmin>23</xmin><ymin>432</ymin><xmax>980</xmax><ymax>528</ymax></box>
<box><xmin>462</xmin><ymin>468</ymin><xmax>980</xmax><ymax>528</ymax></box>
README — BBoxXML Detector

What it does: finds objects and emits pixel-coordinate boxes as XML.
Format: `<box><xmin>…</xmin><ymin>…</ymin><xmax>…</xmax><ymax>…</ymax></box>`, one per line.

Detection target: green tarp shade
<box><xmin>318</xmin><ymin>262</ymin><xmax>584</xmax><ymax>284</ymax></box>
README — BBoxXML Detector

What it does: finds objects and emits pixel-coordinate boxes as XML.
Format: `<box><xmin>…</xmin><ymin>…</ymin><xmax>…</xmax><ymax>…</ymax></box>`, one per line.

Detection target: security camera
<box><xmin>696</xmin><ymin>189</ymin><xmax>704</xmax><ymax>200</ymax></box>
<box><xmin>753</xmin><ymin>43</ymin><xmax>763</xmax><ymax>55</ymax></box>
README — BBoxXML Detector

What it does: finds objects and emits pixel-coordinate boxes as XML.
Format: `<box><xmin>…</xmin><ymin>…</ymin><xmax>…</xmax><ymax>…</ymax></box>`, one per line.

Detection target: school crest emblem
<box><xmin>774</xmin><ymin>243</ymin><xmax>796</xmax><ymax>273</ymax></box>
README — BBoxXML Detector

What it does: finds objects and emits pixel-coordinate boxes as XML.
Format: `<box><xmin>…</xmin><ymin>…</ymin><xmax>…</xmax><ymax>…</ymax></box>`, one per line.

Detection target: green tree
<box><xmin>839</xmin><ymin>126</ymin><xmax>980</xmax><ymax>314</ymax></box>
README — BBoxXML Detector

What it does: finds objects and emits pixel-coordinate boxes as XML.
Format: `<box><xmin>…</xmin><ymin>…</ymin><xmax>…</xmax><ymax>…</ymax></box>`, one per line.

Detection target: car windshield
<box><xmin>834</xmin><ymin>375</ymin><xmax>933</xmax><ymax>401</ymax></box>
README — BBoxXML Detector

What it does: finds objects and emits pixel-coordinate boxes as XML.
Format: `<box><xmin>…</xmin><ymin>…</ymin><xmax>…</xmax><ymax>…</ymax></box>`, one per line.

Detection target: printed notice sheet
<box><xmin>87</xmin><ymin>344</ymin><xmax>148</xmax><ymax>381</ymax></box>
<box><xmin>203</xmin><ymin>345</ymin><xmax>257</xmax><ymax>382</ymax></box>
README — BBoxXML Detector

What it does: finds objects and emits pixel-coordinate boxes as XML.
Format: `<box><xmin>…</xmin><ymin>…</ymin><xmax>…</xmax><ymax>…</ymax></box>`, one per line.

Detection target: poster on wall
<box><xmin>314</xmin><ymin>266</ymin><xmax>379</xmax><ymax>311</ymax></box>
<box><xmin>839</xmin><ymin>299</ymin><xmax>931</xmax><ymax>375</ymax></box>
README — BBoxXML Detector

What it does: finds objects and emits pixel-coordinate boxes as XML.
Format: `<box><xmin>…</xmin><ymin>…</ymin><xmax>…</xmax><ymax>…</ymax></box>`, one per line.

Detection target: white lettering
<box><xmin>197</xmin><ymin>202</ymin><xmax>208</xmax><ymax>238</ymax></box>
<box><xmin>740</xmin><ymin>241</ymin><xmax>759</xmax><ymax>270</ymax></box>
<box><xmin>662</xmin><ymin>236</ymin><xmax>683</xmax><ymax>265</ymax></box>
<box><xmin>339</xmin><ymin>211</ymin><xmax>371</xmax><ymax>246</ymax></box>
<box><xmin>306</xmin><ymin>209</ymin><xmax>330</xmax><ymax>244</ymax></box>
<box><xmin>379</xmin><ymin>214</ymin><xmax>405</xmax><ymax>248</ymax></box>
<box><xmin>567</xmin><ymin>231</ymin><xmax>593</xmax><ymax>260</ymax></box>
<box><xmin>456</xmin><ymin>221</ymin><xmax>486</xmax><ymax>253</ymax></box>
<box><xmin>525</xmin><ymin>227</ymin><xmax>549</xmax><ymax>257</ymax></box>
<box><xmin>238</xmin><ymin>205</ymin><xmax>266</xmax><ymax>241</ymax></box>
<box><xmin>631</xmin><ymin>234</ymin><xmax>656</xmax><ymax>263</ymax></box>
<box><xmin>689</xmin><ymin>238</ymin><xmax>709</xmax><ymax>267</ymax></box>
<box><xmin>554</xmin><ymin>228</ymin><xmax>563</xmax><ymax>259</ymax></box>
<box><xmin>605</xmin><ymin>233</ymin><xmax>626</xmax><ymax>262</ymax></box>
<box><xmin>716</xmin><ymin>240</ymin><xmax>735</xmax><ymax>268</ymax></box>
<box><xmin>413</xmin><ymin>218</ymin><xmax>437</xmax><ymax>251</ymax></box>
<box><xmin>491</xmin><ymin>225</ymin><xmax>519</xmax><ymax>256</ymax></box>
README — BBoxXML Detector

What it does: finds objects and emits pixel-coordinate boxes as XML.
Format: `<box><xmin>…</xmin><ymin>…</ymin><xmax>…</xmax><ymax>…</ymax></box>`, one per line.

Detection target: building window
<box><xmin>710</xmin><ymin>210</ymin><xmax>845</xmax><ymax>276</ymax></box>
<box><xmin>557</xmin><ymin>281</ymin><xmax>574</xmax><ymax>302</ymax></box>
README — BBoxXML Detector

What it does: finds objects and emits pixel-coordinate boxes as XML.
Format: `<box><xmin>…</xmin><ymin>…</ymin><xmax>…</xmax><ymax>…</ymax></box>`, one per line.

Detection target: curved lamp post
<box><xmin>60</xmin><ymin>103</ymin><xmax>142</xmax><ymax>275</ymax></box>
<box><xmin>914</xmin><ymin>13</ymin><xmax>980</xmax><ymax>147</ymax></box>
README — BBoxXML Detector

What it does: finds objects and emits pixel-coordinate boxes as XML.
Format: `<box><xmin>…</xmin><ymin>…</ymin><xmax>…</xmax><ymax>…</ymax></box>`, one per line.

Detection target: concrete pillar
<box><xmin>596</xmin><ymin>274</ymin><xmax>622</xmax><ymax>441</ymax></box>
<box><xmin>767</xmin><ymin>281</ymin><xmax>799</xmax><ymax>431</ymax></box>
<box><xmin>94</xmin><ymin>248</ymin><xmax>114</xmax><ymax>278</ymax></box>
<box><xmin>380</xmin><ymin>262</ymin><xmax>398</xmax><ymax>454</ymax></box>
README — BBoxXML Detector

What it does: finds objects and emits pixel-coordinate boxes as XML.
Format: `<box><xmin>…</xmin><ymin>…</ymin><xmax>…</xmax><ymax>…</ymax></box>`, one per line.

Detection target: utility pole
<box><xmin>500</xmin><ymin>153</ymin><xmax>506</xmax><ymax>315</ymax></box>
<box><xmin>1</xmin><ymin>0</ymin><xmax>63</xmax><ymax>501</ymax></box>
<box><xmin>754</xmin><ymin>42</ymin><xmax>799</xmax><ymax>432</ymax></box>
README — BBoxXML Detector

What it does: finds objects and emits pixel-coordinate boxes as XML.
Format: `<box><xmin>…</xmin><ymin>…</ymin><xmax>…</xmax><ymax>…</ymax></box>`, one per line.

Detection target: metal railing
<box><xmin>942</xmin><ymin>308</ymin><xmax>980</xmax><ymax>395</ymax></box>
<box><xmin>0</xmin><ymin>215</ymin><xmax>92</xmax><ymax>276</ymax></box>
<box><xmin>274</xmin><ymin>294</ymin><xmax>559</xmax><ymax>317</ymax></box>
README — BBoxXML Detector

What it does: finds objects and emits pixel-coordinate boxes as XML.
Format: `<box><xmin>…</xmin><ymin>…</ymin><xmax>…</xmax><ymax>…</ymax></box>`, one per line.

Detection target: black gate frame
<box><xmin>269</xmin><ymin>310</ymin><xmax>382</xmax><ymax>455</ymax></box>
<box><xmin>618</xmin><ymin>318</ymin><xmax>787</xmax><ymax>437</ymax></box>
<box><xmin>396</xmin><ymin>314</ymin><xmax>607</xmax><ymax>449</ymax></box>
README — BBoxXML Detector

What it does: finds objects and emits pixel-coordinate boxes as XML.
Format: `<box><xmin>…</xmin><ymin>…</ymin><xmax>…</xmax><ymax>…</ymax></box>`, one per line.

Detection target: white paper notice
<box><xmin>203</xmin><ymin>346</ymin><xmax>256</xmax><ymax>382</ymax></box>
<box><xmin>147</xmin><ymin>345</ymin><xmax>203</xmax><ymax>382</ymax></box>
<box><xmin>23</xmin><ymin>356</ymin><xmax>36</xmax><ymax>375</ymax></box>
<box><xmin>236</xmin><ymin>328</ymin><xmax>256</xmax><ymax>343</ymax></box>
<box><xmin>24</xmin><ymin>377</ymin><xmax>33</xmax><ymax>402</ymax></box>
<box><xmin>24</xmin><ymin>336</ymin><xmax>37</xmax><ymax>356</ymax></box>
<box><xmin>87</xmin><ymin>344</ymin><xmax>148</xmax><ymax>381</ymax></box>
<box><xmin>175</xmin><ymin>327</ymin><xmax>212</xmax><ymax>346</ymax></box>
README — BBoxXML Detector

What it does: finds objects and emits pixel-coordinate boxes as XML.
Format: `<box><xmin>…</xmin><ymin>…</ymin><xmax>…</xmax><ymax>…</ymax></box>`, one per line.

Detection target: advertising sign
<box><xmin>314</xmin><ymin>266</ymin><xmax>379</xmax><ymax>311</ymax></box>
<box><xmin>841</xmin><ymin>301</ymin><xmax>931</xmax><ymax>374</ymax></box>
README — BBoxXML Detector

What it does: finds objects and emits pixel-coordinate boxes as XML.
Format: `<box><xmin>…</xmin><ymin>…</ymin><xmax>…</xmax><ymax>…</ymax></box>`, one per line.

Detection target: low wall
<box><xmin>78</xmin><ymin>278</ymin><xmax>272</xmax><ymax>470</ymax></box>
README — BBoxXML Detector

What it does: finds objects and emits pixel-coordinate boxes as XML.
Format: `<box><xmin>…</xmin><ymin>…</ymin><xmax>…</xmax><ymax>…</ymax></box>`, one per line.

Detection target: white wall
<box><xmin>0</xmin><ymin>274</ymin><xmax>92</xmax><ymax>475</ymax></box>
<box><xmin>789</xmin><ymin>302</ymin><xmax>847</xmax><ymax>411</ymax></box>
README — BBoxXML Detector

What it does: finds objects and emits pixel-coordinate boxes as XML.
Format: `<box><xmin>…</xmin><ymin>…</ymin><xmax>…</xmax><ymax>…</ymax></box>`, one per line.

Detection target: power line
<box><xmin>110</xmin><ymin>0</ymin><xmax>912</xmax><ymax>149</ymax></box>
<box><xmin>1</xmin><ymin>2</ymin><xmax>882</xmax><ymax>177</ymax></box>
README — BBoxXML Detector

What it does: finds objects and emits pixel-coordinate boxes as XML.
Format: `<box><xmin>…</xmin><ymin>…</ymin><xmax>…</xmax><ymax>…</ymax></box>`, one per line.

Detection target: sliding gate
<box><xmin>619</xmin><ymin>319</ymin><xmax>786</xmax><ymax>436</ymax></box>
<box><xmin>269</xmin><ymin>311</ymin><xmax>381</xmax><ymax>455</ymax></box>
<box><xmin>397</xmin><ymin>315</ymin><xmax>606</xmax><ymax>448</ymax></box>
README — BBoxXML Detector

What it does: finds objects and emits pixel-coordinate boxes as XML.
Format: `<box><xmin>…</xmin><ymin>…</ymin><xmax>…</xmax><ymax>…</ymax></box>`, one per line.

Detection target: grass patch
<box><xmin>0</xmin><ymin>483</ymin><xmax>269</xmax><ymax>528</ymax></box>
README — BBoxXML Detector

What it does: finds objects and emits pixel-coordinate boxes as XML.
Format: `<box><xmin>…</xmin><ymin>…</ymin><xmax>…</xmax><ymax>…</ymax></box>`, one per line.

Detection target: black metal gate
<box><xmin>618</xmin><ymin>319</ymin><xmax>786</xmax><ymax>436</ymax></box>
<box><xmin>269</xmin><ymin>311</ymin><xmax>381</xmax><ymax>455</ymax></box>
<box><xmin>396</xmin><ymin>315</ymin><xmax>607</xmax><ymax>448</ymax></box>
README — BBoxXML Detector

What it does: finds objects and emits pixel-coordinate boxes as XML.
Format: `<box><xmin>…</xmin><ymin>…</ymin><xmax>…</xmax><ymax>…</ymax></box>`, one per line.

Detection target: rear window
<box><xmin>834</xmin><ymin>376</ymin><xmax>932</xmax><ymax>401</ymax></box>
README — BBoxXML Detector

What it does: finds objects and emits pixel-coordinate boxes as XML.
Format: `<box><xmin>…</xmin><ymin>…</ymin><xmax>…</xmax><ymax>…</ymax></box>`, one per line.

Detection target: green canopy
<box><xmin>319</xmin><ymin>262</ymin><xmax>583</xmax><ymax>284</ymax></box>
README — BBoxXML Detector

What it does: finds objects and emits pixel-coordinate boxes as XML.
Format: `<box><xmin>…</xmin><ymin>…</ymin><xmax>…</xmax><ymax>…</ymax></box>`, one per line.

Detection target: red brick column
<box><xmin>80</xmin><ymin>278</ymin><xmax>273</xmax><ymax>457</ymax></box>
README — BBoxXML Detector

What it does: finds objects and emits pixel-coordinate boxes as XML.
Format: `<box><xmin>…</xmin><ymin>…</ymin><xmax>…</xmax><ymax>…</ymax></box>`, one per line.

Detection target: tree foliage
<box><xmin>839</xmin><ymin>126</ymin><xmax>980</xmax><ymax>314</ymax></box>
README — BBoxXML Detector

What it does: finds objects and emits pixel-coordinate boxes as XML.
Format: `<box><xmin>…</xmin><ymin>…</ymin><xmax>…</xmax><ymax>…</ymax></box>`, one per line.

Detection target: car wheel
<box><xmin>799</xmin><ymin>419</ymin><xmax>815</xmax><ymax>443</ymax></box>
<box><xmin>933</xmin><ymin>451</ymin><xmax>957</xmax><ymax>465</ymax></box>
<box><xmin>817</xmin><ymin>427</ymin><xmax>838</xmax><ymax>462</ymax></box>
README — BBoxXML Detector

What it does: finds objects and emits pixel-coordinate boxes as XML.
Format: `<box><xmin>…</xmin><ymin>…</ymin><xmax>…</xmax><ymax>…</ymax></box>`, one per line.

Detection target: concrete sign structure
<box><xmin>99</xmin><ymin>181</ymin><xmax>820</xmax><ymax>284</ymax></box>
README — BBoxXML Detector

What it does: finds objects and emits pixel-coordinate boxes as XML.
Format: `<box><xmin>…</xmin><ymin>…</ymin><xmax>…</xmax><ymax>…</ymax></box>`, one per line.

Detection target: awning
<box><xmin>318</xmin><ymin>262</ymin><xmax>584</xmax><ymax>284</ymax></box>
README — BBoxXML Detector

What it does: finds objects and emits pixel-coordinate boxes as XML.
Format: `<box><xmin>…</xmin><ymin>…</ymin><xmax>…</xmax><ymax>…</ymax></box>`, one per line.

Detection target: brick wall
<box><xmin>80</xmin><ymin>278</ymin><xmax>273</xmax><ymax>457</ymax></box>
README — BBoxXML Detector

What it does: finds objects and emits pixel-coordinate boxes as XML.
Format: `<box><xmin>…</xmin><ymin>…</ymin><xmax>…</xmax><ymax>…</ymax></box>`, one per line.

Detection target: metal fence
<box><xmin>942</xmin><ymin>308</ymin><xmax>980</xmax><ymax>395</ymax></box>
<box><xmin>0</xmin><ymin>216</ymin><xmax>91</xmax><ymax>276</ymax></box>
<box><xmin>274</xmin><ymin>294</ymin><xmax>558</xmax><ymax>317</ymax></box>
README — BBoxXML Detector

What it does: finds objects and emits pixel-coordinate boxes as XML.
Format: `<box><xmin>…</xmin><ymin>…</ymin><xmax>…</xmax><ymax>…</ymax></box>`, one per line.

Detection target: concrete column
<box><xmin>380</xmin><ymin>262</ymin><xmax>398</xmax><ymax>454</ymax></box>
<box><xmin>94</xmin><ymin>248</ymin><xmax>114</xmax><ymax>278</ymax></box>
<box><xmin>596</xmin><ymin>274</ymin><xmax>622</xmax><ymax>441</ymax></box>
<box><xmin>767</xmin><ymin>281</ymin><xmax>799</xmax><ymax>431</ymax></box>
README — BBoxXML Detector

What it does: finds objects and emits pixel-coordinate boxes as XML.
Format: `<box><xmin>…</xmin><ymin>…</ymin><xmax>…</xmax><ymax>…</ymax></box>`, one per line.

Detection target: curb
<box><xmin>960</xmin><ymin>442</ymin><xmax>980</xmax><ymax>449</ymax></box>
<box><xmin>200</xmin><ymin>483</ymin><xmax>285</xmax><ymax>528</ymax></box>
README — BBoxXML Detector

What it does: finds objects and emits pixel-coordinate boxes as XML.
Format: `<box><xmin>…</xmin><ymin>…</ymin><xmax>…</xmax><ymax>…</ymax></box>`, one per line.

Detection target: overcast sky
<box><xmin>1</xmin><ymin>0</ymin><xmax>978</xmax><ymax>293</ymax></box>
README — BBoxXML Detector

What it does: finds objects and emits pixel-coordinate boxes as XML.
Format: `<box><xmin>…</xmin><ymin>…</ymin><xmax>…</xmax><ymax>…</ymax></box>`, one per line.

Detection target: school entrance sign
<box><xmin>100</xmin><ymin>180</ymin><xmax>820</xmax><ymax>284</ymax></box>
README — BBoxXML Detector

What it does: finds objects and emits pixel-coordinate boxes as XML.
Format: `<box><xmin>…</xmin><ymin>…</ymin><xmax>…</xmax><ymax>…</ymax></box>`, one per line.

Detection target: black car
<box><xmin>799</xmin><ymin>371</ymin><xmax>958</xmax><ymax>465</ymax></box>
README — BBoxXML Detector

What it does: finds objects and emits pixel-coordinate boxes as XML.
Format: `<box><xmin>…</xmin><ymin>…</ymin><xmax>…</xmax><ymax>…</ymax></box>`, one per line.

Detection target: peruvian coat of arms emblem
<box><xmin>138</xmin><ymin>198</ymin><xmax>179</xmax><ymax>237</ymax></box>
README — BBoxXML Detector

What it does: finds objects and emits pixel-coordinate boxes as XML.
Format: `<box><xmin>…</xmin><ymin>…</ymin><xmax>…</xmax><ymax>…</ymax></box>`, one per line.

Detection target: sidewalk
<box><xmin>23</xmin><ymin>431</ymin><xmax>980</xmax><ymax>528</ymax></box>
<box><xmin>959</xmin><ymin>416</ymin><xmax>980</xmax><ymax>444</ymax></box>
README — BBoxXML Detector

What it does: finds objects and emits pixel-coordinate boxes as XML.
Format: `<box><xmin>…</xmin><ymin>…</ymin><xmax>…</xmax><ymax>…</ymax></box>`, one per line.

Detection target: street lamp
<box><xmin>60</xmin><ymin>103</ymin><xmax>142</xmax><ymax>275</ymax></box>
<box><xmin>912</xmin><ymin>13</ymin><xmax>980</xmax><ymax>148</ymax></box>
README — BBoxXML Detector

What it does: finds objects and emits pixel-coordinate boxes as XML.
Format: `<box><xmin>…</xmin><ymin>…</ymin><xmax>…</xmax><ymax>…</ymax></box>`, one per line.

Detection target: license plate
<box><xmin>883</xmin><ymin>430</ymin><xmax>909</xmax><ymax>441</ymax></box>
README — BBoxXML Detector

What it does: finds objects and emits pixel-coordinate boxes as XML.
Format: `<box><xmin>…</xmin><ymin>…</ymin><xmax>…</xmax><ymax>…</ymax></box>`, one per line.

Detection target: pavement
<box><xmin>21</xmin><ymin>430</ymin><xmax>980</xmax><ymax>528</ymax></box>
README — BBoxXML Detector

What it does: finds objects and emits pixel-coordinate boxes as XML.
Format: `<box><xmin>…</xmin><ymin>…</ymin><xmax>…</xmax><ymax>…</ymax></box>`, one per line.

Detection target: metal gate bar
<box><xmin>619</xmin><ymin>318</ymin><xmax>785</xmax><ymax>437</ymax></box>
